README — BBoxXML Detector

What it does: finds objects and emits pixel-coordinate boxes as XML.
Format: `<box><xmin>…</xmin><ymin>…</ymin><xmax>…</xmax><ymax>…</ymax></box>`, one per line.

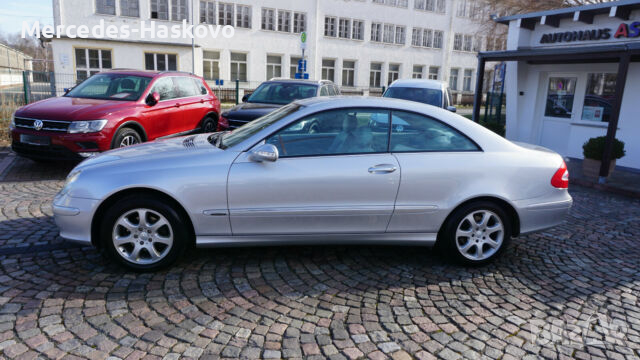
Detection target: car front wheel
<box><xmin>113</xmin><ymin>128</ymin><xmax>142</xmax><ymax>149</ymax></box>
<box><xmin>439</xmin><ymin>201</ymin><xmax>511</xmax><ymax>266</ymax></box>
<box><xmin>100</xmin><ymin>195</ymin><xmax>188</xmax><ymax>271</ymax></box>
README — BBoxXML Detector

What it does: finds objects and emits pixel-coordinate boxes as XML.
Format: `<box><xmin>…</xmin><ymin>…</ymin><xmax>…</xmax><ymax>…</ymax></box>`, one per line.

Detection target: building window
<box><xmin>324</xmin><ymin>17</ymin><xmax>337</xmax><ymax>37</ymax></box>
<box><xmin>230</xmin><ymin>52</ymin><xmax>247</xmax><ymax>82</ymax></box>
<box><xmin>200</xmin><ymin>1</ymin><xmax>215</xmax><ymax>23</ymax></box>
<box><xmin>120</xmin><ymin>0</ymin><xmax>139</xmax><ymax>17</ymax></box>
<box><xmin>433</xmin><ymin>31</ymin><xmax>444</xmax><ymax>48</ymax></box>
<box><xmin>582</xmin><ymin>73</ymin><xmax>617</xmax><ymax>122</ymax></box>
<box><xmin>218</xmin><ymin>3</ymin><xmax>233</xmax><ymax>25</ymax></box>
<box><xmin>171</xmin><ymin>0</ymin><xmax>187</xmax><ymax>21</ymax></box>
<box><xmin>388</xmin><ymin>64</ymin><xmax>400</xmax><ymax>85</ymax></box>
<box><xmin>342</xmin><ymin>60</ymin><xmax>355</xmax><ymax>87</ymax></box>
<box><xmin>150</xmin><ymin>0</ymin><xmax>169</xmax><ymax>20</ymax></box>
<box><xmin>370</xmin><ymin>62</ymin><xmax>382</xmax><ymax>87</ymax></box>
<box><xmin>339</xmin><ymin>18</ymin><xmax>351</xmax><ymax>39</ymax></box>
<box><xmin>261</xmin><ymin>8</ymin><xmax>275</xmax><ymax>31</ymax></box>
<box><xmin>411</xmin><ymin>28</ymin><xmax>422</xmax><ymax>46</ymax></box>
<box><xmin>145</xmin><ymin>53</ymin><xmax>177</xmax><ymax>71</ymax></box>
<box><xmin>352</xmin><ymin>20</ymin><xmax>364</xmax><ymax>40</ymax></box>
<box><xmin>236</xmin><ymin>5</ymin><xmax>251</xmax><ymax>28</ymax></box>
<box><xmin>423</xmin><ymin>29</ymin><xmax>433</xmax><ymax>47</ymax></box>
<box><xmin>383</xmin><ymin>24</ymin><xmax>394</xmax><ymax>43</ymax></box>
<box><xmin>266</xmin><ymin>55</ymin><xmax>282</xmax><ymax>80</ymax></box>
<box><xmin>371</xmin><ymin>23</ymin><xmax>382</xmax><ymax>42</ymax></box>
<box><xmin>290</xmin><ymin>56</ymin><xmax>302</xmax><ymax>78</ymax></box>
<box><xmin>75</xmin><ymin>48</ymin><xmax>112</xmax><ymax>81</ymax></box>
<box><xmin>203</xmin><ymin>50</ymin><xmax>220</xmax><ymax>80</ymax></box>
<box><xmin>415</xmin><ymin>0</ymin><xmax>446</xmax><ymax>13</ymax></box>
<box><xmin>278</xmin><ymin>10</ymin><xmax>291</xmax><ymax>32</ymax></box>
<box><xmin>293</xmin><ymin>12</ymin><xmax>306</xmax><ymax>33</ymax></box>
<box><xmin>413</xmin><ymin>65</ymin><xmax>424</xmax><ymax>79</ymax></box>
<box><xmin>463</xmin><ymin>35</ymin><xmax>473</xmax><ymax>52</ymax></box>
<box><xmin>395</xmin><ymin>26</ymin><xmax>405</xmax><ymax>45</ymax></box>
<box><xmin>457</xmin><ymin>0</ymin><xmax>470</xmax><ymax>17</ymax></box>
<box><xmin>449</xmin><ymin>68</ymin><xmax>459</xmax><ymax>90</ymax></box>
<box><xmin>463</xmin><ymin>69</ymin><xmax>473</xmax><ymax>91</ymax></box>
<box><xmin>454</xmin><ymin>34</ymin><xmax>463</xmax><ymax>51</ymax></box>
<box><xmin>321</xmin><ymin>59</ymin><xmax>335</xmax><ymax>81</ymax></box>
<box><xmin>428</xmin><ymin>66</ymin><xmax>439</xmax><ymax>80</ymax></box>
<box><xmin>96</xmin><ymin>0</ymin><xmax>116</xmax><ymax>15</ymax></box>
<box><xmin>545</xmin><ymin>77</ymin><xmax>577</xmax><ymax>119</ymax></box>
<box><xmin>473</xmin><ymin>36</ymin><xmax>481</xmax><ymax>52</ymax></box>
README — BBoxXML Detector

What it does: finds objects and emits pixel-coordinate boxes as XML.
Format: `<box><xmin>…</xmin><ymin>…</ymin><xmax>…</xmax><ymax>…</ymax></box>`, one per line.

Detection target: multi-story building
<box><xmin>50</xmin><ymin>0</ymin><xmax>503</xmax><ymax>101</ymax></box>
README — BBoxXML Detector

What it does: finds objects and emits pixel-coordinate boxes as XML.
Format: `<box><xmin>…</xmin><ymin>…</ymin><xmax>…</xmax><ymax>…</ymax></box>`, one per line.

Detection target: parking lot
<box><xmin>0</xmin><ymin>156</ymin><xmax>638</xmax><ymax>359</ymax></box>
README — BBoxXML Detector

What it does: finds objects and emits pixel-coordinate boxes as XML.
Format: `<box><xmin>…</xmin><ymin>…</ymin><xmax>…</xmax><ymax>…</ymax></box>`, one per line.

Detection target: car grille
<box><xmin>14</xmin><ymin>117</ymin><xmax>71</xmax><ymax>132</ymax></box>
<box><xmin>228</xmin><ymin>118</ymin><xmax>251</xmax><ymax>129</ymax></box>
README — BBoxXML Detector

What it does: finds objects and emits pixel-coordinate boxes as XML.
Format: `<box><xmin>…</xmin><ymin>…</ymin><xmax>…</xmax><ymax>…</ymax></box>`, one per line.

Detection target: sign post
<box><xmin>296</xmin><ymin>32</ymin><xmax>309</xmax><ymax>79</ymax></box>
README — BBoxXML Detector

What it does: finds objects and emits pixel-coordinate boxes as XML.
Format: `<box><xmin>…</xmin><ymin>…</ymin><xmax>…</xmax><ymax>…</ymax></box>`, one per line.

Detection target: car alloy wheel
<box><xmin>112</xmin><ymin>208</ymin><xmax>173</xmax><ymax>265</ymax></box>
<box><xmin>455</xmin><ymin>210</ymin><xmax>504</xmax><ymax>261</ymax></box>
<box><xmin>120</xmin><ymin>135</ymin><xmax>139</xmax><ymax>147</ymax></box>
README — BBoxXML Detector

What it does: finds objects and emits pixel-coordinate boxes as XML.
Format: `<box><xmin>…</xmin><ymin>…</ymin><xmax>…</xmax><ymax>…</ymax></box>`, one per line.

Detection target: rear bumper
<box><xmin>515</xmin><ymin>193</ymin><xmax>573</xmax><ymax>235</ymax></box>
<box><xmin>53</xmin><ymin>193</ymin><xmax>100</xmax><ymax>246</ymax></box>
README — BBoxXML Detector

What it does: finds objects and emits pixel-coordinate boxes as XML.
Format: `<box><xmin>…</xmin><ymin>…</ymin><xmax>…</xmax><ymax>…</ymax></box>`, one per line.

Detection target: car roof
<box><xmin>98</xmin><ymin>69</ymin><xmax>198</xmax><ymax>78</ymax></box>
<box><xmin>387</xmin><ymin>79</ymin><xmax>447</xmax><ymax>90</ymax></box>
<box><xmin>264</xmin><ymin>79</ymin><xmax>334</xmax><ymax>86</ymax></box>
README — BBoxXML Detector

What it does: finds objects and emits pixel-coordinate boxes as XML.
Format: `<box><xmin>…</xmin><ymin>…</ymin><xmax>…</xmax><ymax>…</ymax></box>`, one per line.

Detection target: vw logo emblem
<box><xmin>33</xmin><ymin>120</ymin><xmax>43</xmax><ymax>131</ymax></box>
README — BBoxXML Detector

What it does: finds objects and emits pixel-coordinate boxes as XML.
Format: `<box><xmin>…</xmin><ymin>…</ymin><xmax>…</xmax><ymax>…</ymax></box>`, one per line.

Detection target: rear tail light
<box><xmin>217</xmin><ymin>116</ymin><xmax>229</xmax><ymax>131</ymax></box>
<box><xmin>551</xmin><ymin>160</ymin><xmax>569</xmax><ymax>189</ymax></box>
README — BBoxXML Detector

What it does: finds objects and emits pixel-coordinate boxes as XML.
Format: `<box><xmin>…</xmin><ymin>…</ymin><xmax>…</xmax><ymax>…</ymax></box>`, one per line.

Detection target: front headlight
<box><xmin>58</xmin><ymin>170</ymin><xmax>82</xmax><ymax>197</ymax></box>
<box><xmin>68</xmin><ymin>120</ymin><xmax>108</xmax><ymax>134</ymax></box>
<box><xmin>9</xmin><ymin>113</ymin><xmax>16</xmax><ymax>130</ymax></box>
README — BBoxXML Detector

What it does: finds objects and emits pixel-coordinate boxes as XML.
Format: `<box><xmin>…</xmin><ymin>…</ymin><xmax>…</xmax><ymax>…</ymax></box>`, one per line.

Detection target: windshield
<box><xmin>247</xmin><ymin>83</ymin><xmax>318</xmax><ymax>105</ymax></box>
<box><xmin>66</xmin><ymin>74</ymin><xmax>153</xmax><ymax>101</ymax></box>
<box><xmin>219</xmin><ymin>103</ymin><xmax>303</xmax><ymax>149</ymax></box>
<box><xmin>384</xmin><ymin>87</ymin><xmax>443</xmax><ymax>107</ymax></box>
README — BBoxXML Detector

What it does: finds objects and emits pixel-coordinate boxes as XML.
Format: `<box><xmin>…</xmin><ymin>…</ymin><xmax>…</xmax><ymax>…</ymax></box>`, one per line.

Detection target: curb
<box><xmin>572</xmin><ymin>178</ymin><xmax>640</xmax><ymax>199</ymax></box>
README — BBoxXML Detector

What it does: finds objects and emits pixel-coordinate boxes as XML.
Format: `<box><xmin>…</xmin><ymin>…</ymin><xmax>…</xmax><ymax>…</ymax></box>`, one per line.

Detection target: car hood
<box><xmin>223</xmin><ymin>102</ymin><xmax>282</xmax><ymax>120</ymax></box>
<box><xmin>75</xmin><ymin>133</ymin><xmax>222</xmax><ymax>171</ymax></box>
<box><xmin>15</xmin><ymin>96</ymin><xmax>135</xmax><ymax>121</ymax></box>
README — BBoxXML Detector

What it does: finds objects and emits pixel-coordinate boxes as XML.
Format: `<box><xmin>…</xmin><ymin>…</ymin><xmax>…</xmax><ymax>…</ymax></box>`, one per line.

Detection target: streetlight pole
<box><xmin>191</xmin><ymin>0</ymin><xmax>195</xmax><ymax>74</ymax></box>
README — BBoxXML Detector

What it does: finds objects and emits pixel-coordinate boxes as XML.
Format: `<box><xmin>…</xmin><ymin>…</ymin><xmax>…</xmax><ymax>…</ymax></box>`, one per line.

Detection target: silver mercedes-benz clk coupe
<box><xmin>53</xmin><ymin>97</ymin><xmax>572</xmax><ymax>270</ymax></box>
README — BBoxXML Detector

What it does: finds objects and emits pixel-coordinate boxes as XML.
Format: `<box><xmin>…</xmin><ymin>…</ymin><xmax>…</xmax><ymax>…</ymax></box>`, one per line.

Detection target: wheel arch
<box><xmin>199</xmin><ymin>112</ymin><xmax>219</xmax><ymax>127</ymax></box>
<box><xmin>90</xmin><ymin>187</ymin><xmax>196</xmax><ymax>249</ymax></box>
<box><xmin>438</xmin><ymin>196</ymin><xmax>521</xmax><ymax>241</ymax></box>
<box><xmin>111</xmin><ymin>120</ymin><xmax>148</xmax><ymax>148</ymax></box>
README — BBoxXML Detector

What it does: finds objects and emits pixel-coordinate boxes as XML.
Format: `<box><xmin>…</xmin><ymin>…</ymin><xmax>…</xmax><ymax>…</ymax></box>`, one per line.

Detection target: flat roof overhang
<box><xmin>478</xmin><ymin>42</ymin><xmax>640</xmax><ymax>64</ymax></box>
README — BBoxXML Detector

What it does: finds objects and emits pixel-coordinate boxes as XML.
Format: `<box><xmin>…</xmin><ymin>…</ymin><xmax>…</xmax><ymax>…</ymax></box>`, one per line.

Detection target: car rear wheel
<box><xmin>100</xmin><ymin>195</ymin><xmax>188</xmax><ymax>271</ymax></box>
<box><xmin>439</xmin><ymin>201</ymin><xmax>511</xmax><ymax>266</ymax></box>
<box><xmin>113</xmin><ymin>128</ymin><xmax>141</xmax><ymax>149</ymax></box>
<box><xmin>201</xmin><ymin>116</ymin><xmax>217</xmax><ymax>133</ymax></box>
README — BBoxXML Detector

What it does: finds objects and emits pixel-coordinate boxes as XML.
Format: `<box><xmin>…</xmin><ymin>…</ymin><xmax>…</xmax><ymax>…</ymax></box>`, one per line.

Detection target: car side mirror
<box><xmin>146</xmin><ymin>92</ymin><xmax>161</xmax><ymax>106</ymax></box>
<box><xmin>447</xmin><ymin>106</ymin><xmax>457</xmax><ymax>113</ymax></box>
<box><xmin>242</xmin><ymin>94</ymin><xmax>250</xmax><ymax>102</ymax></box>
<box><xmin>249</xmin><ymin>143</ymin><xmax>279</xmax><ymax>162</ymax></box>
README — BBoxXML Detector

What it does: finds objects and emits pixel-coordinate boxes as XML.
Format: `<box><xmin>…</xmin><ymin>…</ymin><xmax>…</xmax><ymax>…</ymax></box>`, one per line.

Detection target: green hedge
<box><xmin>582</xmin><ymin>136</ymin><xmax>625</xmax><ymax>161</ymax></box>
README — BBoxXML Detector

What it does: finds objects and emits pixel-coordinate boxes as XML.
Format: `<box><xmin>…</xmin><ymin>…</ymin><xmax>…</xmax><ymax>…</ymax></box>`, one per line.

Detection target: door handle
<box><xmin>200</xmin><ymin>99</ymin><xmax>205</xmax><ymax>103</ymax></box>
<box><xmin>174</xmin><ymin>103</ymin><xmax>181</xmax><ymax>108</ymax></box>
<box><xmin>368</xmin><ymin>164</ymin><xmax>397</xmax><ymax>174</ymax></box>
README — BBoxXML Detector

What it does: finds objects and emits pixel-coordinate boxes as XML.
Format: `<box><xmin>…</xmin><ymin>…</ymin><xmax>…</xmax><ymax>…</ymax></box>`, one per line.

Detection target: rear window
<box><xmin>384</xmin><ymin>87</ymin><xmax>443</xmax><ymax>107</ymax></box>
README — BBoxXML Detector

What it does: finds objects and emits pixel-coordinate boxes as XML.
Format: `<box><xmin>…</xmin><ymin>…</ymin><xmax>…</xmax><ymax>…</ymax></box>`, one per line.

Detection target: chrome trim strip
<box><xmin>16</xmin><ymin>124</ymin><xmax>68</xmax><ymax>132</ymax></box>
<box><xmin>15</xmin><ymin>117</ymin><xmax>71</xmax><ymax>124</ymax></box>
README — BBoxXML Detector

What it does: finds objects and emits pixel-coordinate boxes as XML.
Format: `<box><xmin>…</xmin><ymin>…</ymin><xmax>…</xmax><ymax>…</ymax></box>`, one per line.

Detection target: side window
<box><xmin>192</xmin><ymin>78</ymin><xmax>208</xmax><ymax>95</ymax></box>
<box><xmin>174</xmin><ymin>77</ymin><xmax>200</xmax><ymax>98</ymax></box>
<box><xmin>390</xmin><ymin>111</ymin><xmax>479</xmax><ymax>152</ymax></box>
<box><xmin>327</xmin><ymin>85</ymin><xmax>336</xmax><ymax>96</ymax></box>
<box><xmin>265</xmin><ymin>108</ymin><xmax>390</xmax><ymax>157</ymax></box>
<box><xmin>150</xmin><ymin>77</ymin><xmax>175</xmax><ymax>101</ymax></box>
<box><xmin>320</xmin><ymin>86</ymin><xmax>329</xmax><ymax>96</ymax></box>
<box><xmin>334</xmin><ymin>85</ymin><xmax>341</xmax><ymax>95</ymax></box>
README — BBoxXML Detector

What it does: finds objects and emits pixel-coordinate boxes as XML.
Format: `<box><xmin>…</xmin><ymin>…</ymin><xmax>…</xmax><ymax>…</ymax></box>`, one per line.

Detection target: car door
<box><xmin>173</xmin><ymin>76</ymin><xmax>205</xmax><ymax>133</ymax></box>
<box><xmin>141</xmin><ymin>77</ymin><xmax>184</xmax><ymax>139</ymax></box>
<box><xmin>386</xmin><ymin>110</ymin><xmax>482</xmax><ymax>233</ymax></box>
<box><xmin>227</xmin><ymin>107</ymin><xmax>400</xmax><ymax>235</ymax></box>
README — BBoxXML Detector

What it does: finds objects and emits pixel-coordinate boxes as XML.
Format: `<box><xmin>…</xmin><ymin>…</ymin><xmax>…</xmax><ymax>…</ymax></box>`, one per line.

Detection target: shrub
<box><xmin>582</xmin><ymin>136</ymin><xmax>625</xmax><ymax>161</ymax></box>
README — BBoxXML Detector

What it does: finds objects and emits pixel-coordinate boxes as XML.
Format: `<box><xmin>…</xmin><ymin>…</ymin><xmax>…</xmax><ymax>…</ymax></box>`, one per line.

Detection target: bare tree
<box><xmin>0</xmin><ymin>31</ymin><xmax>52</xmax><ymax>72</ymax></box>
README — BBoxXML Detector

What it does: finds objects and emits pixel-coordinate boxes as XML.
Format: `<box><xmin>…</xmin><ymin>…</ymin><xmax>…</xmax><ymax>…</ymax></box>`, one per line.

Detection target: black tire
<box><xmin>100</xmin><ymin>194</ymin><xmax>189</xmax><ymax>271</ymax></box>
<box><xmin>200</xmin><ymin>116</ymin><xmax>218</xmax><ymax>133</ymax></box>
<box><xmin>112</xmin><ymin>128</ymin><xmax>142</xmax><ymax>149</ymax></box>
<box><xmin>438</xmin><ymin>201</ymin><xmax>512</xmax><ymax>266</ymax></box>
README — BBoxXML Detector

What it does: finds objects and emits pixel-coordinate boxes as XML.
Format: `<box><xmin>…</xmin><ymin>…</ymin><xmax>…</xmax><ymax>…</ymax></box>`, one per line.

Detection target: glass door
<box><xmin>538</xmin><ymin>75</ymin><xmax>578</xmax><ymax>155</ymax></box>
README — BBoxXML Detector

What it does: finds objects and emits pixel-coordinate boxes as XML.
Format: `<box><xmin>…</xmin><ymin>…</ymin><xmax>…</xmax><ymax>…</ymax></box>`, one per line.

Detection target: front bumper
<box><xmin>515</xmin><ymin>192</ymin><xmax>573</xmax><ymax>235</ymax></box>
<box><xmin>11</xmin><ymin>127</ymin><xmax>111</xmax><ymax>160</ymax></box>
<box><xmin>53</xmin><ymin>192</ymin><xmax>100</xmax><ymax>246</ymax></box>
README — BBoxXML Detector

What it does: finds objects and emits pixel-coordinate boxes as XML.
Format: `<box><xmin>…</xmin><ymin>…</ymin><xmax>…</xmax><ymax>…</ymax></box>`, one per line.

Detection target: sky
<box><xmin>0</xmin><ymin>0</ymin><xmax>53</xmax><ymax>35</ymax></box>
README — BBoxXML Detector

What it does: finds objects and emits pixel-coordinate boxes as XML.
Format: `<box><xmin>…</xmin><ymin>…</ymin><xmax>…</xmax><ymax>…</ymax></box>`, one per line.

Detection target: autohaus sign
<box><xmin>540</xmin><ymin>21</ymin><xmax>640</xmax><ymax>44</ymax></box>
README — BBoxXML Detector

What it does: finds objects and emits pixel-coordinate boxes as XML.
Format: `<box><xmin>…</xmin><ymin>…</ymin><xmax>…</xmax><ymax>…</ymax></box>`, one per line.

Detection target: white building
<box><xmin>475</xmin><ymin>0</ymin><xmax>640</xmax><ymax>174</ymax></box>
<box><xmin>50</xmin><ymin>0</ymin><xmax>501</xmax><ymax>101</ymax></box>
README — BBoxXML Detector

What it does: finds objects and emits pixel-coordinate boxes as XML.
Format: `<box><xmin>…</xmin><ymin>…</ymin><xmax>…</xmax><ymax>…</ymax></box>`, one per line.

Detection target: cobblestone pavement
<box><xmin>0</xmin><ymin>157</ymin><xmax>639</xmax><ymax>360</ymax></box>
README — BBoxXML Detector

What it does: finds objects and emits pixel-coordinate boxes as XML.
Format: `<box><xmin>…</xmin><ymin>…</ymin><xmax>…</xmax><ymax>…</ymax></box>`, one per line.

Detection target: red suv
<box><xmin>10</xmin><ymin>70</ymin><xmax>220</xmax><ymax>161</ymax></box>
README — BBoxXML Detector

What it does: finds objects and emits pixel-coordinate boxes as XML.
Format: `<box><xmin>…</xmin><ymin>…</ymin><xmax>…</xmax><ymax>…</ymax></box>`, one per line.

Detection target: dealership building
<box><xmin>49</xmin><ymin>0</ymin><xmax>501</xmax><ymax>100</ymax></box>
<box><xmin>474</xmin><ymin>0</ymin><xmax>640</xmax><ymax>176</ymax></box>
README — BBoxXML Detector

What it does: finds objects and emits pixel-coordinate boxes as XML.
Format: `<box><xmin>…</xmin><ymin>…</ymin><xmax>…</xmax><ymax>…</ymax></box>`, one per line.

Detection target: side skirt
<box><xmin>195</xmin><ymin>232</ymin><xmax>438</xmax><ymax>248</ymax></box>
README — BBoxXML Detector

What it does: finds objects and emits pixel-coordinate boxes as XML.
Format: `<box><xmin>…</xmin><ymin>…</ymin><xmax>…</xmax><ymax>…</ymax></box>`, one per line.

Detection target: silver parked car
<box><xmin>53</xmin><ymin>97</ymin><xmax>572</xmax><ymax>270</ymax></box>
